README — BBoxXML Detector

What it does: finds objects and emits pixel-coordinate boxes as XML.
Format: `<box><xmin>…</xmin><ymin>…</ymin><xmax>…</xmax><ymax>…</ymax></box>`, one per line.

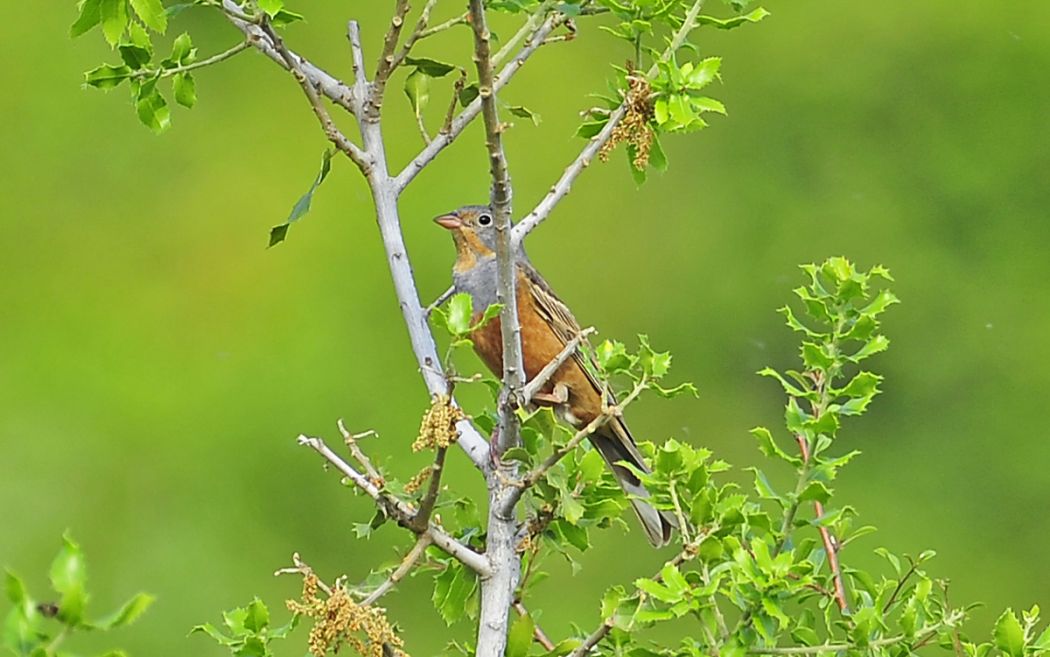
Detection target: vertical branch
<box><xmin>467</xmin><ymin>3</ymin><xmax>536</xmax><ymax>657</ymax></box>
<box><xmin>468</xmin><ymin>0</ymin><xmax>526</xmax><ymax>452</ymax></box>
<box><xmin>795</xmin><ymin>435</ymin><xmax>849</xmax><ymax>613</ymax></box>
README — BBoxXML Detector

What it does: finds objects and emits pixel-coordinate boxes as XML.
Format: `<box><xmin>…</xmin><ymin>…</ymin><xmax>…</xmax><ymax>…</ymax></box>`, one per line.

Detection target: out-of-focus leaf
<box><xmin>92</xmin><ymin>592</ymin><xmax>154</xmax><ymax>629</ymax></box>
<box><xmin>994</xmin><ymin>609</ymin><xmax>1025</xmax><ymax>657</ymax></box>
<box><xmin>405</xmin><ymin>57</ymin><xmax>457</xmax><ymax>77</ymax></box>
<box><xmin>173</xmin><ymin>72</ymin><xmax>196</xmax><ymax>108</ymax></box>
<box><xmin>129</xmin><ymin>0</ymin><xmax>167</xmax><ymax>32</ymax></box>
<box><xmin>71</xmin><ymin>0</ymin><xmax>103</xmax><ymax>37</ymax></box>
<box><xmin>99</xmin><ymin>0</ymin><xmax>128</xmax><ymax>46</ymax></box>
<box><xmin>698</xmin><ymin>7</ymin><xmax>769</xmax><ymax>29</ymax></box>
<box><xmin>49</xmin><ymin>533</ymin><xmax>88</xmax><ymax>626</ymax></box>
<box><xmin>506</xmin><ymin>613</ymin><xmax>534</xmax><ymax>657</ymax></box>
<box><xmin>507</xmin><ymin>105</ymin><xmax>541</xmax><ymax>126</ymax></box>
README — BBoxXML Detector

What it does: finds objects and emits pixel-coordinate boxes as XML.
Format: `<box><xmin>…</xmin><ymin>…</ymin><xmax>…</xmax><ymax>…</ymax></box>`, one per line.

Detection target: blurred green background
<box><xmin>2</xmin><ymin>1</ymin><xmax>1049</xmax><ymax>655</ymax></box>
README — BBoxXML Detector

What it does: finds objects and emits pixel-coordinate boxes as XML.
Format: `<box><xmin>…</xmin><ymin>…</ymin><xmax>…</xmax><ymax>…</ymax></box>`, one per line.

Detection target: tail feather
<box><xmin>590</xmin><ymin>426</ymin><xmax>675</xmax><ymax>547</ymax></box>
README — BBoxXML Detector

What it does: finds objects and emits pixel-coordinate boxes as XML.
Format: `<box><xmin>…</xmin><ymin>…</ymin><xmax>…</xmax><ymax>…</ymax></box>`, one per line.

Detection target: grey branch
<box><xmin>370</xmin><ymin>0</ymin><xmax>412</xmax><ymax>118</ymax></box>
<box><xmin>220</xmin><ymin>0</ymin><xmax>359</xmax><ymax>115</ymax></box>
<box><xmin>521</xmin><ymin>327</ymin><xmax>596</xmax><ymax>404</ymax></box>
<box><xmin>514</xmin><ymin>0</ymin><xmax>707</xmax><ymax>242</ymax></box>
<box><xmin>361</xmin><ymin>534</ymin><xmax>432</xmax><ymax>606</ymax></box>
<box><xmin>394</xmin><ymin>12</ymin><xmax>562</xmax><ymax>191</ymax></box>
<box><xmin>298</xmin><ymin>433</ymin><xmax>492</xmax><ymax>576</ymax></box>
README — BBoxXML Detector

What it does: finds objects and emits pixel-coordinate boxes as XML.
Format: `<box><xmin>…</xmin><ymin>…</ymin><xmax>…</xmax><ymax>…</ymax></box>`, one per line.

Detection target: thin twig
<box><xmin>492</xmin><ymin>2</ymin><xmax>553</xmax><ymax>67</ymax></box>
<box><xmin>425</xmin><ymin>286</ymin><xmax>456</xmax><ymax>317</ymax></box>
<box><xmin>410</xmin><ymin>446</ymin><xmax>447</xmax><ymax>531</ymax></box>
<box><xmin>567</xmin><ymin>528</ymin><xmax>719</xmax><ymax>657</ymax></box>
<box><xmin>220</xmin><ymin>0</ymin><xmax>359</xmax><ymax>115</ymax></box>
<box><xmin>361</xmin><ymin>535</ymin><xmax>433</xmax><ymax>605</ymax></box>
<box><xmin>513</xmin><ymin>602</ymin><xmax>556</xmax><ymax>651</ymax></box>
<box><xmin>388</xmin><ymin>0</ymin><xmax>441</xmax><ymax>71</ymax></box>
<box><xmin>337</xmin><ymin>419</ymin><xmax>384</xmax><ymax>484</ymax></box>
<box><xmin>441</xmin><ymin>72</ymin><xmax>467</xmax><ymax>135</ymax></box>
<box><xmin>417</xmin><ymin>12</ymin><xmax>469</xmax><ymax>40</ymax></box>
<box><xmin>521</xmin><ymin>327</ymin><xmax>596</xmax><ymax>404</ymax></box>
<box><xmin>298</xmin><ymin>434</ymin><xmax>491</xmax><ymax>576</ymax></box>
<box><xmin>259</xmin><ymin>21</ymin><xmax>371</xmax><ymax>172</ymax></box>
<box><xmin>370</xmin><ymin>0</ymin><xmax>412</xmax><ymax>117</ymax></box>
<box><xmin>746</xmin><ymin>614</ymin><xmax>963</xmax><ymax>655</ymax></box>
<box><xmin>131</xmin><ymin>40</ymin><xmax>251</xmax><ymax>80</ymax></box>
<box><xmin>394</xmin><ymin>13</ymin><xmax>562</xmax><ymax>190</ymax></box>
<box><xmin>514</xmin><ymin>0</ymin><xmax>707</xmax><ymax>242</ymax></box>
<box><xmin>508</xmin><ymin>377</ymin><xmax>647</xmax><ymax>512</ymax></box>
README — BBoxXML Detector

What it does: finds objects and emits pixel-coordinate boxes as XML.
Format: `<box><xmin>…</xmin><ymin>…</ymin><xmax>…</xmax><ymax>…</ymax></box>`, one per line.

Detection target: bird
<box><xmin>434</xmin><ymin>204</ymin><xmax>675</xmax><ymax>546</ymax></box>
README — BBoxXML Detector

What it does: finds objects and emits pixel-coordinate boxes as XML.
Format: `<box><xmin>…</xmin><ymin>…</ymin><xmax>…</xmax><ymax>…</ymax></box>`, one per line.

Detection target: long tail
<box><xmin>589</xmin><ymin>422</ymin><xmax>676</xmax><ymax>547</ymax></box>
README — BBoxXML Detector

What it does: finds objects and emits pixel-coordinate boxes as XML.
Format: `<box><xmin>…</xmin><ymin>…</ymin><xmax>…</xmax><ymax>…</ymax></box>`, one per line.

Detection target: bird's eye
<box><xmin>478</xmin><ymin>214</ymin><xmax>493</xmax><ymax>226</ymax></box>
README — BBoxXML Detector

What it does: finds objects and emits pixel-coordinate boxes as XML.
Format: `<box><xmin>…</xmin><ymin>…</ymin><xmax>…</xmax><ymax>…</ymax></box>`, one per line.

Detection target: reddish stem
<box><xmin>796</xmin><ymin>435</ymin><xmax>850</xmax><ymax>613</ymax></box>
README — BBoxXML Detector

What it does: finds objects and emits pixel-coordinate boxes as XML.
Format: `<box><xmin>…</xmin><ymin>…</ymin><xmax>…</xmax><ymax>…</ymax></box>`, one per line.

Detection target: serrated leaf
<box><xmin>507</xmin><ymin>105</ymin><xmax>541</xmax><ymax>126</ymax></box>
<box><xmin>474</xmin><ymin>302</ymin><xmax>503</xmax><ymax>329</ymax></box>
<box><xmin>243</xmin><ymin>598</ymin><xmax>269</xmax><ymax>632</ymax></box>
<box><xmin>269</xmin><ymin>149</ymin><xmax>334</xmax><ymax>247</ymax></box>
<box><xmin>99</xmin><ymin>0</ymin><xmax>127</xmax><ymax>46</ymax></box>
<box><xmin>432</xmin><ymin>562</ymin><xmax>477</xmax><ymax>626</ymax></box>
<box><xmin>799</xmin><ymin>481</ymin><xmax>832</xmax><ymax>503</ymax></box>
<box><xmin>750</xmin><ymin>427</ymin><xmax>802</xmax><ymax>466</ymax></box>
<box><xmin>71</xmin><ymin>0</ymin><xmax>103</xmax><ymax>37</ymax></box>
<box><xmin>129</xmin><ymin>0</ymin><xmax>166</xmax><ymax>32</ymax></box>
<box><xmin>851</xmin><ymin>335</ymin><xmax>889</xmax><ymax>361</ymax></box>
<box><xmin>135</xmin><ymin>86</ymin><xmax>170</xmax><ymax>134</ymax></box>
<box><xmin>173</xmin><ymin>72</ymin><xmax>196</xmax><ymax>108</ymax></box>
<box><xmin>446</xmin><ymin>293</ymin><xmax>474</xmax><ymax>336</ymax></box>
<box><xmin>190</xmin><ymin>622</ymin><xmax>236</xmax><ymax>646</ymax></box>
<box><xmin>271</xmin><ymin>8</ymin><xmax>304</xmax><ymax>26</ymax></box>
<box><xmin>995</xmin><ymin>609</ymin><xmax>1025</xmax><ymax>657</ymax></box>
<box><xmin>506</xmin><ymin>613</ymin><xmax>534</xmax><ymax>657</ymax></box>
<box><xmin>170</xmin><ymin>32</ymin><xmax>194</xmax><ymax>63</ymax></box>
<box><xmin>92</xmin><ymin>592</ymin><xmax>154</xmax><ymax>629</ymax></box>
<box><xmin>405</xmin><ymin>57</ymin><xmax>457</xmax><ymax>77</ymax></box>
<box><xmin>49</xmin><ymin>533</ymin><xmax>88</xmax><ymax>626</ymax></box>
<box><xmin>257</xmin><ymin>0</ymin><xmax>284</xmax><ymax>17</ymax></box>
<box><xmin>698</xmin><ymin>7</ymin><xmax>769</xmax><ymax>29</ymax></box>
<box><xmin>84</xmin><ymin>64</ymin><xmax>133</xmax><ymax>89</ymax></box>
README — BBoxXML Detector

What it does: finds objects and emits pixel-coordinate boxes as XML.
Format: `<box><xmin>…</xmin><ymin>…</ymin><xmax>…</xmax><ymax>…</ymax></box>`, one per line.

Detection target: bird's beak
<box><xmin>434</xmin><ymin>214</ymin><xmax>462</xmax><ymax>230</ymax></box>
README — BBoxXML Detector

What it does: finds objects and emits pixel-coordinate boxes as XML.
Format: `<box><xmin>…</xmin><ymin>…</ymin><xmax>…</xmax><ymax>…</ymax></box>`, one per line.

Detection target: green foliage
<box><xmin>3</xmin><ymin>534</ymin><xmax>154</xmax><ymax>657</ymax></box>
<box><xmin>191</xmin><ymin>598</ymin><xmax>299</xmax><ymax>657</ymax></box>
<box><xmin>269</xmin><ymin>149</ymin><xmax>335</xmax><ymax>247</ymax></box>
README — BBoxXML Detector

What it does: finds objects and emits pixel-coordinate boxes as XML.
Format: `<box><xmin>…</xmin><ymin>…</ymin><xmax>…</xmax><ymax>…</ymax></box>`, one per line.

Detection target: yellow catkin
<box><xmin>288</xmin><ymin>573</ymin><xmax>406</xmax><ymax>657</ymax></box>
<box><xmin>402</xmin><ymin>465</ymin><xmax>434</xmax><ymax>495</ymax></box>
<box><xmin>599</xmin><ymin>74</ymin><xmax>655</xmax><ymax>170</ymax></box>
<box><xmin>412</xmin><ymin>395</ymin><xmax>465</xmax><ymax>452</ymax></box>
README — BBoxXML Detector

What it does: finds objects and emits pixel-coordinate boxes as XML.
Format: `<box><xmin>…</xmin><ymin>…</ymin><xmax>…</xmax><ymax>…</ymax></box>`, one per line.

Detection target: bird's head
<box><xmin>434</xmin><ymin>205</ymin><xmax>499</xmax><ymax>271</ymax></box>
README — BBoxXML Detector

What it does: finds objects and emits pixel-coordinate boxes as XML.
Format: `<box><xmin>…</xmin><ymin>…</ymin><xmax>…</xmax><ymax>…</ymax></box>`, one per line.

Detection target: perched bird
<box><xmin>435</xmin><ymin>204</ymin><xmax>675</xmax><ymax>546</ymax></box>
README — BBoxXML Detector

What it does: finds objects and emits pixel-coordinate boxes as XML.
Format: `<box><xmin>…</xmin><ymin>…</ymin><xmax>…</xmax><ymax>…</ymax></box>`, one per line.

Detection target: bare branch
<box><xmin>492</xmin><ymin>2</ymin><xmax>553</xmax><ymax>68</ymax></box>
<box><xmin>257</xmin><ymin>21</ymin><xmax>372</xmax><ymax>172</ymax></box>
<box><xmin>370</xmin><ymin>0</ymin><xmax>413</xmax><ymax>117</ymax></box>
<box><xmin>795</xmin><ymin>433</ymin><xmax>850</xmax><ymax>613</ymax></box>
<box><xmin>337</xmin><ymin>420</ymin><xmax>384</xmax><ymax>485</ymax></box>
<box><xmin>220</xmin><ymin>0</ymin><xmax>360</xmax><ymax>115</ymax></box>
<box><xmin>468</xmin><ymin>0</ymin><xmax>525</xmax><ymax>453</ymax></box>
<box><xmin>424</xmin><ymin>285</ymin><xmax>456</xmax><ymax>317</ymax></box>
<box><xmin>387</xmin><ymin>0</ymin><xmax>443</xmax><ymax>72</ymax></box>
<box><xmin>361</xmin><ymin>535</ymin><xmax>432</xmax><ymax>606</ymax></box>
<box><xmin>416</xmin><ymin>11</ymin><xmax>469</xmax><ymax>41</ymax></box>
<box><xmin>409</xmin><ymin>446</ymin><xmax>447</xmax><ymax>531</ymax></box>
<box><xmin>298</xmin><ymin>434</ymin><xmax>492</xmax><ymax>577</ymax></box>
<box><xmin>393</xmin><ymin>13</ymin><xmax>562</xmax><ymax>191</ymax></box>
<box><xmin>521</xmin><ymin>327</ymin><xmax>596</xmax><ymax>404</ymax></box>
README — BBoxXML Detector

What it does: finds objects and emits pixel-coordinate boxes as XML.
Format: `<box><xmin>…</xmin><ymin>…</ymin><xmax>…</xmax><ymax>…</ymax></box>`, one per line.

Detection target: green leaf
<box><xmin>99</xmin><ymin>0</ymin><xmax>128</xmax><ymax>46</ymax></box>
<box><xmin>459</xmin><ymin>83</ymin><xmax>480</xmax><ymax>106</ymax></box>
<box><xmin>473</xmin><ymin>302</ymin><xmax>504</xmax><ymax>330</ymax></box>
<box><xmin>257</xmin><ymin>0</ymin><xmax>284</xmax><ymax>17</ymax></box>
<box><xmin>750</xmin><ymin>427</ymin><xmax>802</xmax><ymax>466</ymax></box>
<box><xmin>507</xmin><ymin>105</ymin><xmax>541</xmax><ymax>126</ymax></box>
<box><xmin>271</xmin><ymin>9</ymin><xmax>305</xmax><ymax>26</ymax></box>
<box><xmin>84</xmin><ymin>64</ymin><xmax>133</xmax><ymax>89</ymax></box>
<box><xmin>71</xmin><ymin>0</ymin><xmax>103</xmax><ymax>37</ymax></box>
<box><xmin>576</xmin><ymin>120</ymin><xmax>607</xmax><ymax>139</ymax></box>
<box><xmin>190</xmin><ymin>622</ymin><xmax>236</xmax><ymax>646</ymax></box>
<box><xmin>595</xmin><ymin>340</ymin><xmax>631</xmax><ymax>373</ymax></box>
<box><xmin>687</xmin><ymin>57</ymin><xmax>721</xmax><ymax>89</ymax></box>
<box><xmin>173</xmin><ymin>72</ymin><xmax>196</xmax><ymax>108</ymax></box>
<box><xmin>5</xmin><ymin>571</ymin><xmax>28</xmax><ymax>606</ymax></box>
<box><xmin>405</xmin><ymin>57</ymin><xmax>457</xmax><ymax>77</ymax></box>
<box><xmin>243</xmin><ymin>598</ymin><xmax>269</xmax><ymax>632</ymax></box>
<box><xmin>698</xmin><ymin>7</ymin><xmax>769</xmax><ymax>29</ymax></box>
<box><xmin>851</xmin><ymin>335</ymin><xmax>890</xmax><ymax>361</ymax></box>
<box><xmin>799</xmin><ymin>481</ymin><xmax>832</xmax><ymax>503</ymax></box>
<box><xmin>92</xmin><ymin>592</ymin><xmax>154</xmax><ymax>629</ymax></box>
<box><xmin>506</xmin><ymin>613</ymin><xmax>534</xmax><ymax>657</ymax></box>
<box><xmin>129</xmin><ymin>0</ymin><xmax>167</xmax><ymax>32</ymax></box>
<box><xmin>269</xmin><ymin>149</ymin><xmax>334</xmax><ymax>247</ymax></box>
<box><xmin>169</xmin><ymin>32</ymin><xmax>195</xmax><ymax>64</ymax></box>
<box><xmin>404</xmin><ymin>68</ymin><xmax>429</xmax><ymax>117</ymax></box>
<box><xmin>135</xmin><ymin>86</ymin><xmax>171</xmax><ymax>134</ymax></box>
<box><xmin>649</xmin><ymin>135</ymin><xmax>668</xmax><ymax>171</ymax></box>
<box><xmin>446</xmin><ymin>293</ymin><xmax>474</xmax><ymax>336</ymax></box>
<box><xmin>432</xmin><ymin>562</ymin><xmax>478</xmax><ymax>625</ymax></box>
<box><xmin>994</xmin><ymin>609</ymin><xmax>1025</xmax><ymax>657</ymax></box>
<box><xmin>49</xmin><ymin>534</ymin><xmax>88</xmax><ymax>626</ymax></box>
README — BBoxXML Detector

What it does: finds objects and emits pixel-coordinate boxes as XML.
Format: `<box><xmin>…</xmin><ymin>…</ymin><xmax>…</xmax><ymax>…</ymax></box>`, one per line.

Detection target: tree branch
<box><xmin>297</xmin><ymin>433</ymin><xmax>492</xmax><ymax>577</ymax></box>
<box><xmin>337</xmin><ymin>420</ymin><xmax>384</xmax><ymax>485</ymax></box>
<box><xmin>409</xmin><ymin>446</ymin><xmax>447</xmax><ymax>531</ymax></box>
<box><xmin>131</xmin><ymin>40</ymin><xmax>251</xmax><ymax>80</ymax></box>
<box><xmin>258</xmin><ymin>21</ymin><xmax>372</xmax><ymax>173</ymax></box>
<box><xmin>514</xmin><ymin>0</ymin><xmax>707</xmax><ymax>242</ymax></box>
<box><xmin>520</xmin><ymin>327</ymin><xmax>596</xmax><ymax>404</ymax></box>
<box><xmin>369</xmin><ymin>0</ymin><xmax>413</xmax><ymax>118</ymax></box>
<box><xmin>361</xmin><ymin>535</ymin><xmax>432</xmax><ymax>606</ymax></box>
<box><xmin>514</xmin><ymin>602</ymin><xmax>556</xmax><ymax>651</ymax></box>
<box><xmin>393</xmin><ymin>13</ymin><xmax>562</xmax><ymax>191</ymax></box>
<box><xmin>795</xmin><ymin>433</ymin><xmax>849</xmax><ymax>613</ymax></box>
<box><xmin>220</xmin><ymin>0</ymin><xmax>359</xmax><ymax>115</ymax></box>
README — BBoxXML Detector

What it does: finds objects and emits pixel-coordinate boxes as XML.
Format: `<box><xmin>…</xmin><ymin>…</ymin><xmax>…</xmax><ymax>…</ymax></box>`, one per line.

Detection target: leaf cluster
<box><xmin>4</xmin><ymin>534</ymin><xmax>153</xmax><ymax>657</ymax></box>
